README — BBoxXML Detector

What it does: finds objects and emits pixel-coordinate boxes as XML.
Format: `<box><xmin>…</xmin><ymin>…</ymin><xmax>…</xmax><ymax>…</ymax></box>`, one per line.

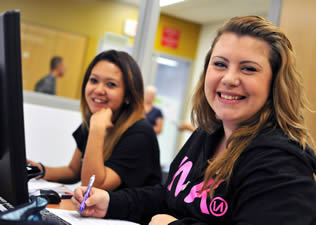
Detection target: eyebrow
<box><xmin>212</xmin><ymin>56</ymin><xmax>263</xmax><ymax>69</ymax></box>
<box><xmin>90</xmin><ymin>73</ymin><xmax>120</xmax><ymax>82</ymax></box>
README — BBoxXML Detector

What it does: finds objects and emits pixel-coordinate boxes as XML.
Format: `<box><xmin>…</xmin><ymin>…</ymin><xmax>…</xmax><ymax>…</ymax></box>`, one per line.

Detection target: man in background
<box><xmin>144</xmin><ymin>86</ymin><xmax>164</xmax><ymax>134</ymax></box>
<box><xmin>34</xmin><ymin>56</ymin><xmax>66</xmax><ymax>95</ymax></box>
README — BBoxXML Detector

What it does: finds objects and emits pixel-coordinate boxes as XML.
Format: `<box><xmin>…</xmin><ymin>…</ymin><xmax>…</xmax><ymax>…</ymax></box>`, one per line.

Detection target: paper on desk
<box><xmin>47</xmin><ymin>208</ymin><xmax>140</xmax><ymax>225</ymax></box>
<box><xmin>28</xmin><ymin>179</ymin><xmax>63</xmax><ymax>194</ymax></box>
<box><xmin>63</xmin><ymin>181</ymin><xmax>81</xmax><ymax>192</ymax></box>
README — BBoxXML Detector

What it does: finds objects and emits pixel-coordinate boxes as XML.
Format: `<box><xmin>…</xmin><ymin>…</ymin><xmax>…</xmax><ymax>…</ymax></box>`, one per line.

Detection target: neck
<box><xmin>51</xmin><ymin>70</ymin><xmax>59</xmax><ymax>78</ymax></box>
<box><xmin>222</xmin><ymin>122</ymin><xmax>238</xmax><ymax>140</ymax></box>
<box><xmin>144</xmin><ymin>103</ymin><xmax>152</xmax><ymax>113</ymax></box>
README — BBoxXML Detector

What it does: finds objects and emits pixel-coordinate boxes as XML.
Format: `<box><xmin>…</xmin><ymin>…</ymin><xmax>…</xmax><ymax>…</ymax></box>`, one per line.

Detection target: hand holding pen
<box><xmin>72</xmin><ymin>176</ymin><xmax>110</xmax><ymax>218</ymax></box>
<box><xmin>80</xmin><ymin>174</ymin><xmax>95</xmax><ymax>213</ymax></box>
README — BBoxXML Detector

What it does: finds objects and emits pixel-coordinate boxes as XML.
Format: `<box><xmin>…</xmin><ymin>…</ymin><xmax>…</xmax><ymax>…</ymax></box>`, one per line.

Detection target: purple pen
<box><xmin>79</xmin><ymin>175</ymin><xmax>95</xmax><ymax>213</ymax></box>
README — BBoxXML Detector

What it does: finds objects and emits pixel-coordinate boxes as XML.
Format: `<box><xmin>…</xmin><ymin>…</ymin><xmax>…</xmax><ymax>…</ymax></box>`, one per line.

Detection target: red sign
<box><xmin>161</xmin><ymin>27</ymin><xmax>181</xmax><ymax>49</ymax></box>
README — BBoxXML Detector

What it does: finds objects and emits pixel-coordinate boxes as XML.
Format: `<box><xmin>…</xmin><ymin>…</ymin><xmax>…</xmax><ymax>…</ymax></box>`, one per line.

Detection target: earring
<box><xmin>125</xmin><ymin>100</ymin><xmax>130</xmax><ymax>105</ymax></box>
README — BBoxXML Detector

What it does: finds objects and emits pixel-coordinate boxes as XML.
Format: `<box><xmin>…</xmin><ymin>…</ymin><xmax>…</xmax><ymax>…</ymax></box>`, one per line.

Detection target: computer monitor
<box><xmin>0</xmin><ymin>10</ymin><xmax>29</xmax><ymax>206</ymax></box>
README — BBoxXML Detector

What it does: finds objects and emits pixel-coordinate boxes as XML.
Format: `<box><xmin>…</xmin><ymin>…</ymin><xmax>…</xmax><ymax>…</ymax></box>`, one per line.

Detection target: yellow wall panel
<box><xmin>21</xmin><ymin>22</ymin><xmax>87</xmax><ymax>99</ymax></box>
<box><xmin>279</xmin><ymin>0</ymin><xmax>316</xmax><ymax>145</ymax></box>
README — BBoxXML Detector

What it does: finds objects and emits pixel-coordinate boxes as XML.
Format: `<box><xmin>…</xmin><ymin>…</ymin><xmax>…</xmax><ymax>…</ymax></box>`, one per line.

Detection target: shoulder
<box><xmin>72</xmin><ymin>123</ymin><xmax>88</xmax><ymax>138</ymax></box>
<box><xmin>119</xmin><ymin>119</ymin><xmax>157</xmax><ymax>142</ymax></box>
<box><xmin>153</xmin><ymin>106</ymin><xmax>162</xmax><ymax>113</ymax></box>
<box><xmin>112</xmin><ymin>119</ymin><xmax>159</xmax><ymax>155</ymax></box>
<box><xmin>236</xmin><ymin>128</ymin><xmax>316</xmax><ymax>177</ymax></box>
<box><xmin>150</xmin><ymin>107</ymin><xmax>163</xmax><ymax>117</ymax></box>
<box><xmin>244</xmin><ymin>128</ymin><xmax>310</xmax><ymax>157</ymax></box>
<box><xmin>39</xmin><ymin>74</ymin><xmax>54</xmax><ymax>84</ymax></box>
<box><xmin>171</xmin><ymin>127</ymin><xmax>219</xmax><ymax>162</ymax></box>
<box><xmin>123</xmin><ymin>119</ymin><xmax>154</xmax><ymax>135</ymax></box>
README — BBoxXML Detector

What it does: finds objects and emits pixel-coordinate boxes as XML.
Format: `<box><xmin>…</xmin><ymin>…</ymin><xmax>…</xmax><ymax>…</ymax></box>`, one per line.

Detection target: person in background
<box><xmin>34</xmin><ymin>56</ymin><xmax>66</xmax><ymax>95</ymax></box>
<box><xmin>144</xmin><ymin>86</ymin><xmax>164</xmax><ymax>134</ymax></box>
<box><xmin>72</xmin><ymin>16</ymin><xmax>316</xmax><ymax>225</ymax></box>
<box><xmin>28</xmin><ymin>50</ymin><xmax>161</xmax><ymax>191</ymax></box>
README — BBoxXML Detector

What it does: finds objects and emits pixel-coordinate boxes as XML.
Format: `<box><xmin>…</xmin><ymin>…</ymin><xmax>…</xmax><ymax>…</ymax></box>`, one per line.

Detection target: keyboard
<box><xmin>0</xmin><ymin>196</ymin><xmax>14</xmax><ymax>212</ymax></box>
<box><xmin>0</xmin><ymin>196</ymin><xmax>71</xmax><ymax>224</ymax></box>
<box><xmin>41</xmin><ymin>209</ymin><xmax>71</xmax><ymax>225</ymax></box>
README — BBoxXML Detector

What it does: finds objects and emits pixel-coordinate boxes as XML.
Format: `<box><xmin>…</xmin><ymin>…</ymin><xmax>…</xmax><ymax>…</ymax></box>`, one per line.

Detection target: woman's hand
<box><xmin>72</xmin><ymin>186</ymin><xmax>110</xmax><ymax>218</ymax></box>
<box><xmin>149</xmin><ymin>214</ymin><xmax>177</xmax><ymax>225</ymax></box>
<box><xmin>89</xmin><ymin>108</ymin><xmax>113</xmax><ymax>132</ymax></box>
<box><xmin>27</xmin><ymin>159</ymin><xmax>42</xmax><ymax>169</ymax></box>
<box><xmin>26</xmin><ymin>159</ymin><xmax>45</xmax><ymax>178</ymax></box>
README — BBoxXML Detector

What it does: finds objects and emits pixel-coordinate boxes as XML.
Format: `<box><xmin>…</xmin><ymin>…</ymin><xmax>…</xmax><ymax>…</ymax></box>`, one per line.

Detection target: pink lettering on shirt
<box><xmin>168</xmin><ymin>156</ymin><xmax>228</xmax><ymax>216</ymax></box>
<box><xmin>168</xmin><ymin>156</ymin><xmax>192</xmax><ymax>197</ymax></box>
<box><xmin>184</xmin><ymin>179</ymin><xmax>221</xmax><ymax>214</ymax></box>
<box><xmin>210</xmin><ymin>197</ymin><xmax>228</xmax><ymax>216</ymax></box>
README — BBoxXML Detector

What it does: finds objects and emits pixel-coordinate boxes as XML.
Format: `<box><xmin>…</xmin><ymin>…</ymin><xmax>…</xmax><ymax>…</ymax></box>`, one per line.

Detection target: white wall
<box><xmin>23</xmin><ymin>92</ymin><xmax>82</xmax><ymax>167</ymax></box>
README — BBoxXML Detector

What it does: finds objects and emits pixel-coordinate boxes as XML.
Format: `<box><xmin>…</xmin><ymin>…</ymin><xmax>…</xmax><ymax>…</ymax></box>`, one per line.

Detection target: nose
<box><xmin>95</xmin><ymin>83</ymin><xmax>106</xmax><ymax>95</ymax></box>
<box><xmin>221</xmin><ymin>67</ymin><xmax>240</xmax><ymax>88</ymax></box>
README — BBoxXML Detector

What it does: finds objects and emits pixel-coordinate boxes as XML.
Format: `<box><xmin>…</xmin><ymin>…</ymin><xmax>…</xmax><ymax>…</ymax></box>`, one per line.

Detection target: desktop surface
<box><xmin>47</xmin><ymin>199</ymin><xmax>75</xmax><ymax>211</ymax></box>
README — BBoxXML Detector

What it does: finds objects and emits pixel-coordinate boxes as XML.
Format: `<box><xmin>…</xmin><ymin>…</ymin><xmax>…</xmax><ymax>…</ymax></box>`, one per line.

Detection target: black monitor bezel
<box><xmin>0</xmin><ymin>10</ymin><xmax>29</xmax><ymax>206</ymax></box>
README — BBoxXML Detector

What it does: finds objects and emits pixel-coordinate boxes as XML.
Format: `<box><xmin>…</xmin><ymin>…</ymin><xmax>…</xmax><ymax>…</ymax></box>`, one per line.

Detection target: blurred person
<box><xmin>144</xmin><ymin>86</ymin><xmax>164</xmax><ymax>134</ymax></box>
<box><xmin>34</xmin><ymin>56</ymin><xmax>66</xmax><ymax>95</ymax></box>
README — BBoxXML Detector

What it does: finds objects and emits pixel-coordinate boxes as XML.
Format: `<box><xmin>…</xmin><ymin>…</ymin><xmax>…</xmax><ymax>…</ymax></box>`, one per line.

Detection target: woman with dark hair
<box><xmin>72</xmin><ymin>16</ymin><xmax>316</xmax><ymax>225</ymax></box>
<box><xmin>28</xmin><ymin>50</ymin><xmax>162</xmax><ymax>190</ymax></box>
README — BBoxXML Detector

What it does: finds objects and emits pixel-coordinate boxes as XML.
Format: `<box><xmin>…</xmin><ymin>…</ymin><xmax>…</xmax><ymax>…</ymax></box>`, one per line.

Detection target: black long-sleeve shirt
<box><xmin>105</xmin><ymin>127</ymin><xmax>316</xmax><ymax>225</ymax></box>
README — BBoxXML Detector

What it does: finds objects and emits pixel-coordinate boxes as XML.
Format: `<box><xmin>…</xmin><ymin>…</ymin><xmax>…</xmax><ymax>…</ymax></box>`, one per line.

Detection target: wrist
<box><xmin>89</xmin><ymin>125</ymin><xmax>108</xmax><ymax>138</ymax></box>
<box><xmin>38</xmin><ymin>162</ymin><xmax>46</xmax><ymax>179</ymax></box>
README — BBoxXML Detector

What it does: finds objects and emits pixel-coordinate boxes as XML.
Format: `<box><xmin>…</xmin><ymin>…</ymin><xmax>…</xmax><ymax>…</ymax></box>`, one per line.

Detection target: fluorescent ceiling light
<box><xmin>160</xmin><ymin>0</ymin><xmax>185</xmax><ymax>7</ymax></box>
<box><xmin>157</xmin><ymin>57</ymin><xmax>178</xmax><ymax>67</ymax></box>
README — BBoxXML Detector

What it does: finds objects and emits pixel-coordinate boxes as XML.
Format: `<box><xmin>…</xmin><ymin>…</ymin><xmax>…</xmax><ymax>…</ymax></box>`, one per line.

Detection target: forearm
<box><xmin>106</xmin><ymin>184</ymin><xmax>167</xmax><ymax>224</ymax></box>
<box><xmin>81</xmin><ymin>128</ymin><xmax>107</xmax><ymax>188</ymax></box>
<box><xmin>44</xmin><ymin>166</ymin><xmax>79</xmax><ymax>184</ymax></box>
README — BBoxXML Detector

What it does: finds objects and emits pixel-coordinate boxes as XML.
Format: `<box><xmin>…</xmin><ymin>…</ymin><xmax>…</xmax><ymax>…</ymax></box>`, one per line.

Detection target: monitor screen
<box><xmin>0</xmin><ymin>10</ymin><xmax>29</xmax><ymax>206</ymax></box>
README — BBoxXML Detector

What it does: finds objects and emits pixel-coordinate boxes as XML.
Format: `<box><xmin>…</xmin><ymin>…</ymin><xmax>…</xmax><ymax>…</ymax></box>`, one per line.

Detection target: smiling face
<box><xmin>204</xmin><ymin>32</ymin><xmax>272</xmax><ymax>131</ymax></box>
<box><xmin>84</xmin><ymin>60</ymin><xmax>125</xmax><ymax>115</ymax></box>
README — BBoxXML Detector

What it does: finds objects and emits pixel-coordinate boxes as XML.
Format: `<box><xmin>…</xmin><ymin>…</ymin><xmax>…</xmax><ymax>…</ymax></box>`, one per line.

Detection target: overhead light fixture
<box><xmin>160</xmin><ymin>0</ymin><xmax>185</xmax><ymax>7</ymax></box>
<box><xmin>156</xmin><ymin>57</ymin><xmax>178</xmax><ymax>67</ymax></box>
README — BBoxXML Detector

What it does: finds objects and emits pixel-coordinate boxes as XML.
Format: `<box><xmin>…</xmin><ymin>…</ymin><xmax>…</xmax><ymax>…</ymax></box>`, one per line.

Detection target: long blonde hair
<box><xmin>191</xmin><ymin>16</ymin><xmax>311</xmax><ymax>197</ymax></box>
<box><xmin>80</xmin><ymin>50</ymin><xmax>145</xmax><ymax>161</ymax></box>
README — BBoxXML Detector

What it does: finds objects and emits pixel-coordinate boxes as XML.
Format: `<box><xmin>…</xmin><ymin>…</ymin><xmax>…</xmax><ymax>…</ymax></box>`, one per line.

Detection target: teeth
<box><xmin>93</xmin><ymin>98</ymin><xmax>106</xmax><ymax>103</ymax></box>
<box><xmin>221</xmin><ymin>94</ymin><xmax>242</xmax><ymax>100</ymax></box>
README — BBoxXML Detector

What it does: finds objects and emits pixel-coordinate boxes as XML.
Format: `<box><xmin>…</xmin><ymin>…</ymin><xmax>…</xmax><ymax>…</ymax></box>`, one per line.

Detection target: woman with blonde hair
<box><xmin>72</xmin><ymin>16</ymin><xmax>316</xmax><ymax>224</ymax></box>
<box><xmin>29</xmin><ymin>50</ymin><xmax>161</xmax><ymax>190</ymax></box>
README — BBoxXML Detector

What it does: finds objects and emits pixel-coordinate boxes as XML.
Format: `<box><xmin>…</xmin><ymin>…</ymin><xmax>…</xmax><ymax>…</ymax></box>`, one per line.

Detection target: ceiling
<box><xmin>119</xmin><ymin>0</ymin><xmax>271</xmax><ymax>25</ymax></box>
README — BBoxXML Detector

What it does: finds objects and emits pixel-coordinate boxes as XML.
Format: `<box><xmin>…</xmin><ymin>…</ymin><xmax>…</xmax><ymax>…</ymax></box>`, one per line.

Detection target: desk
<box><xmin>47</xmin><ymin>199</ymin><xmax>75</xmax><ymax>210</ymax></box>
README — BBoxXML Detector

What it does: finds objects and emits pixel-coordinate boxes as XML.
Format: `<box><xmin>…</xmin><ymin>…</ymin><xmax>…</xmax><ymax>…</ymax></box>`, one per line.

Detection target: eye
<box><xmin>213</xmin><ymin>61</ymin><xmax>227</xmax><ymax>68</ymax></box>
<box><xmin>89</xmin><ymin>77</ymin><xmax>98</xmax><ymax>84</ymax></box>
<box><xmin>242</xmin><ymin>66</ymin><xmax>257</xmax><ymax>73</ymax></box>
<box><xmin>107</xmin><ymin>82</ymin><xmax>116</xmax><ymax>88</ymax></box>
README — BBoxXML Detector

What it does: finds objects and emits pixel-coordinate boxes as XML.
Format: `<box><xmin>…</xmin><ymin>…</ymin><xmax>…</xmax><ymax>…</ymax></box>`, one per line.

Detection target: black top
<box><xmin>105</xmin><ymin>126</ymin><xmax>316</xmax><ymax>225</ymax></box>
<box><xmin>72</xmin><ymin>119</ymin><xmax>162</xmax><ymax>189</ymax></box>
<box><xmin>146</xmin><ymin>107</ymin><xmax>163</xmax><ymax>126</ymax></box>
<box><xmin>34</xmin><ymin>74</ymin><xmax>56</xmax><ymax>95</ymax></box>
